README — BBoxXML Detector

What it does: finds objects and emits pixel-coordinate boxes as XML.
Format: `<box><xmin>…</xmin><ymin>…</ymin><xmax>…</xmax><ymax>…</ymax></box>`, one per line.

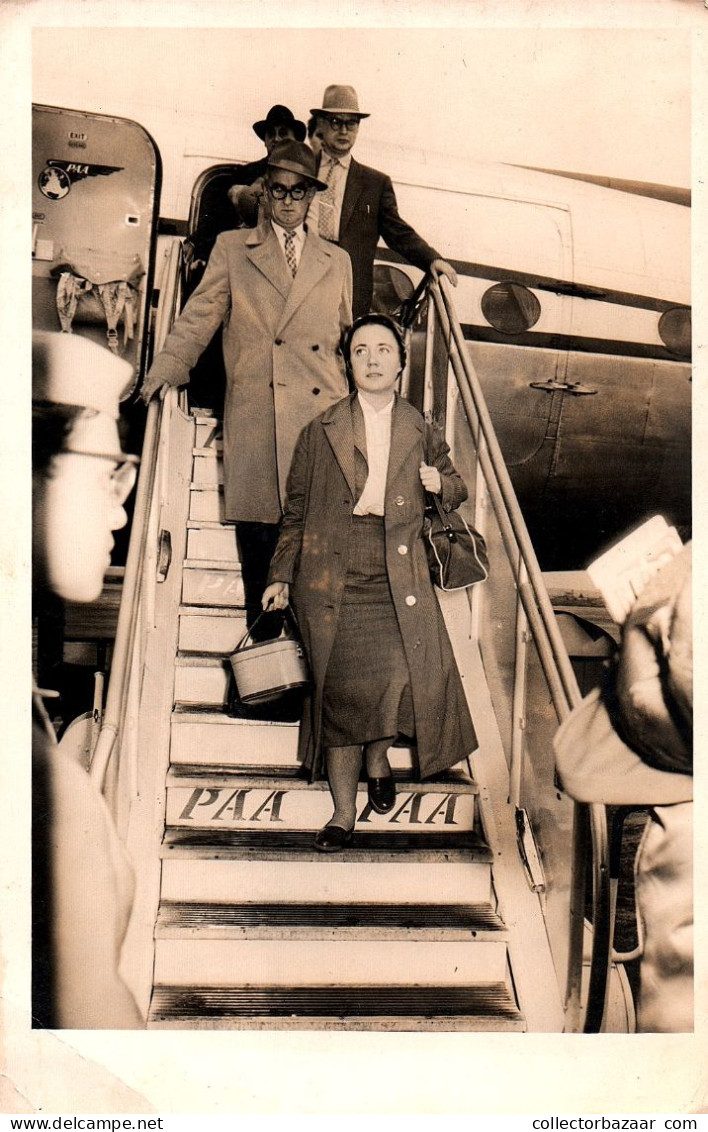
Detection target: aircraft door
<box><xmin>32</xmin><ymin>104</ymin><xmax>161</xmax><ymax>397</ymax></box>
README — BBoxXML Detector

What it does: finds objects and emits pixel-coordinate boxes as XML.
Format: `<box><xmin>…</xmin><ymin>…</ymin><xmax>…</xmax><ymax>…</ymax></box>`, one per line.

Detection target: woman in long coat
<box><xmin>264</xmin><ymin>314</ymin><xmax>477</xmax><ymax>851</ymax></box>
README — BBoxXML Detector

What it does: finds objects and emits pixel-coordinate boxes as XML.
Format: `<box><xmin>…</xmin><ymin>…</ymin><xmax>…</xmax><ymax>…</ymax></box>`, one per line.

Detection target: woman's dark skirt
<box><xmin>321</xmin><ymin>514</ymin><xmax>415</xmax><ymax>747</ymax></box>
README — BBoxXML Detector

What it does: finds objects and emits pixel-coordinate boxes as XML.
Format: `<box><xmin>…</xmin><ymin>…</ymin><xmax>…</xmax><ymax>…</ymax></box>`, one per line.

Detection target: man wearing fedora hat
<box><xmin>142</xmin><ymin>140</ymin><xmax>352</xmax><ymax>643</ymax></box>
<box><xmin>309</xmin><ymin>84</ymin><xmax>457</xmax><ymax>320</ymax></box>
<box><xmin>226</xmin><ymin>104</ymin><xmax>308</xmax><ymax>227</ymax></box>
<box><xmin>188</xmin><ymin>104</ymin><xmax>307</xmax><ymax>269</ymax></box>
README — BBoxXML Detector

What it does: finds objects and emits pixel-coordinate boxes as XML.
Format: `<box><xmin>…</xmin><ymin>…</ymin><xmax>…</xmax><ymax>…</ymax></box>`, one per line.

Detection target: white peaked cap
<box><xmin>32</xmin><ymin>331</ymin><xmax>133</xmax><ymax>420</ymax></box>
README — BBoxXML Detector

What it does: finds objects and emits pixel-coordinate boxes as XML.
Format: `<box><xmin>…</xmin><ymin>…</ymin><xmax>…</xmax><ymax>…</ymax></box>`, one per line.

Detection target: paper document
<box><xmin>586</xmin><ymin>515</ymin><xmax>683</xmax><ymax>624</ymax></box>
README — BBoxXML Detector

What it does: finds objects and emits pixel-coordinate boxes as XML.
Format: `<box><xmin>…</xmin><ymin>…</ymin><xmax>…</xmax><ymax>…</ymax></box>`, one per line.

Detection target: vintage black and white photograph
<box><xmin>3</xmin><ymin>0</ymin><xmax>706</xmax><ymax>1116</ymax></box>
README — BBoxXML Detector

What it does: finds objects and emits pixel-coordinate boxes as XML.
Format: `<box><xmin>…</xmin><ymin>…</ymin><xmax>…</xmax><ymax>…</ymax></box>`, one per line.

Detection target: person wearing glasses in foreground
<box><xmin>142</xmin><ymin>141</ymin><xmax>352</xmax><ymax>644</ymax></box>
<box><xmin>32</xmin><ymin>331</ymin><xmax>143</xmax><ymax>1027</ymax></box>
<box><xmin>263</xmin><ymin>314</ymin><xmax>478</xmax><ymax>851</ymax></box>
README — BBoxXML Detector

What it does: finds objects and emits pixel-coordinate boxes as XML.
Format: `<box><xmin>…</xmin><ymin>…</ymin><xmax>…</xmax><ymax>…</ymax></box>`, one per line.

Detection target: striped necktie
<box><xmin>284</xmin><ymin>230</ymin><xmax>298</xmax><ymax>277</ymax></box>
<box><xmin>318</xmin><ymin>157</ymin><xmax>340</xmax><ymax>241</ymax></box>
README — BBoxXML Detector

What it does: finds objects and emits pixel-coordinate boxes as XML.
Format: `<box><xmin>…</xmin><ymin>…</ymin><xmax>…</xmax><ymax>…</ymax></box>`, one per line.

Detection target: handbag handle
<box><xmin>233</xmin><ymin>605</ymin><xmax>300</xmax><ymax>655</ymax></box>
<box><xmin>426</xmin><ymin>491</ymin><xmax>459</xmax><ymax>542</ymax></box>
<box><xmin>423</xmin><ymin>429</ymin><xmax>458</xmax><ymax>541</ymax></box>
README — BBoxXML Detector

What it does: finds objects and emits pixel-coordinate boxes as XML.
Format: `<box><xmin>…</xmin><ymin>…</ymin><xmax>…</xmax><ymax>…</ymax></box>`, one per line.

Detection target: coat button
<box><xmin>275</xmin><ymin>338</ymin><xmax>283</xmax><ymax>346</ymax></box>
<box><xmin>312</xmin><ymin>387</ymin><xmax>320</xmax><ymax>395</ymax></box>
<box><xmin>394</xmin><ymin>496</ymin><xmax>405</xmax><ymax>506</ymax></box>
<box><xmin>312</xmin><ymin>344</ymin><xmax>320</xmax><ymax>352</ymax></box>
<box><xmin>405</xmin><ymin>595</ymin><xmax>417</xmax><ymax>606</ymax></box>
<box><xmin>397</xmin><ymin>544</ymin><xmax>408</xmax><ymax>555</ymax></box>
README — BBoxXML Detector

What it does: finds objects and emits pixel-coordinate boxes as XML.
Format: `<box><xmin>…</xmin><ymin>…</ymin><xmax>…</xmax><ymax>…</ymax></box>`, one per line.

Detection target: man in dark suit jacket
<box><xmin>188</xmin><ymin>104</ymin><xmax>307</xmax><ymax>269</ymax></box>
<box><xmin>308</xmin><ymin>85</ymin><xmax>458</xmax><ymax>319</ymax></box>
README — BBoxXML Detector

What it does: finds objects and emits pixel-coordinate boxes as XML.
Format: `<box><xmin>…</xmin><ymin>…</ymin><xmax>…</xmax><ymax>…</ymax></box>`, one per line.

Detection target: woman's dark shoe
<box><xmin>313</xmin><ymin>824</ymin><xmax>354</xmax><ymax>853</ymax></box>
<box><xmin>368</xmin><ymin>775</ymin><xmax>396</xmax><ymax>814</ymax></box>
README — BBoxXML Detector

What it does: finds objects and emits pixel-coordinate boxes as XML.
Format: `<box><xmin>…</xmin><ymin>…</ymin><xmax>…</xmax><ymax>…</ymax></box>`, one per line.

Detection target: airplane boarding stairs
<box><xmin>98</xmin><ymin>273</ymin><xmax>629</xmax><ymax>1033</ymax></box>
<box><xmin>129</xmin><ymin>406</ymin><xmax>534</xmax><ymax>1030</ymax></box>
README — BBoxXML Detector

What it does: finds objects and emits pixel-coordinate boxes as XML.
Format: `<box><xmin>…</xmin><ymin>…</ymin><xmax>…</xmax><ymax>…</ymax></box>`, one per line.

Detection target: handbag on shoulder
<box><xmin>424</xmin><ymin>493</ymin><xmax>489</xmax><ymax>591</ymax></box>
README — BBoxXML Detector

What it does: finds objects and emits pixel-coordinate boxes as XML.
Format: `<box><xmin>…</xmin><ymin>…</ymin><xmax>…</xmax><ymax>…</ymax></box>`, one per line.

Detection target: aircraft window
<box><xmin>372</xmin><ymin>265</ymin><xmax>415</xmax><ymax>316</ymax></box>
<box><xmin>481</xmin><ymin>282</ymin><xmax>541</xmax><ymax>334</ymax></box>
<box><xmin>658</xmin><ymin>306</ymin><xmax>691</xmax><ymax>357</ymax></box>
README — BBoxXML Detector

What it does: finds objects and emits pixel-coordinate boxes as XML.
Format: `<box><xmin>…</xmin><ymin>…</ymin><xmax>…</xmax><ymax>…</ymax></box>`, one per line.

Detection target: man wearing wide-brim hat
<box><xmin>187</xmin><ymin>103</ymin><xmax>308</xmax><ymax>270</ymax></box>
<box><xmin>252</xmin><ymin>103</ymin><xmax>307</xmax><ymax>146</ymax></box>
<box><xmin>308</xmin><ymin>84</ymin><xmax>458</xmax><ymax>320</ymax></box>
<box><xmin>142</xmin><ymin>140</ymin><xmax>352</xmax><ymax>647</ymax></box>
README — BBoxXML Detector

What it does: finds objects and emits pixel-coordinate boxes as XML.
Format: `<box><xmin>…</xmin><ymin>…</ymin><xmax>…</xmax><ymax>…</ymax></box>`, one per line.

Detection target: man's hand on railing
<box><xmin>140</xmin><ymin>353</ymin><xmax>183</xmax><ymax>404</ymax></box>
<box><xmin>139</xmin><ymin>375</ymin><xmax>169</xmax><ymax>405</ymax></box>
<box><xmin>430</xmin><ymin>258</ymin><xmax>458</xmax><ymax>287</ymax></box>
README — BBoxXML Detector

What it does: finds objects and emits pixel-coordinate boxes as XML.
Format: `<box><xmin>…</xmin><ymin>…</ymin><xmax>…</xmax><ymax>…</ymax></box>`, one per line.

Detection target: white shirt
<box><xmin>271</xmin><ymin>220</ymin><xmax>306</xmax><ymax>271</ymax></box>
<box><xmin>307</xmin><ymin>152</ymin><xmax>352</xmax><ymax>241</ymax></box>
<box><xmin>353</xmin><ymin>393</ymin><xmax>394</xmax><ymax>516</ymax></box>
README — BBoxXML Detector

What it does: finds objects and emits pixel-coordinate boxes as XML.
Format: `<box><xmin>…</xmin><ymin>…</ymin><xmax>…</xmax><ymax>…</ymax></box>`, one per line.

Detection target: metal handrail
<box><xmin>90</xmin><ymin>396</ymin><xmax>163</xmax><ymax>790</ymax></box>
<box><xmin>91</xmin><ymin>237</ymin><xmax>184</xmax><ymax>792</ymax></box>
<box><xmin>432</xmin><ymin>276</ymin><xmax>580</xmax><ymax>715</ymax></box>
<box><xmin>429</xmin><ymin>275</ymin><xmax>613</xmax><ymax>1032</ymax></box>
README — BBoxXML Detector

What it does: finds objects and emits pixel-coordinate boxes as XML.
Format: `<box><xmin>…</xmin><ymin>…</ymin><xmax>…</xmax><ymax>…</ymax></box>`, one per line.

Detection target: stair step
<box><xmin>174</xmin><ymin>655</ymin><xmax>312</xmax><ymax>707</ymax></box>
<box><xmin>190</xmin><ymin>486</ymin><xmax>226</xmax><ymax>524</ymax></box>
<box><xmin>178</xmin><ymin>608</ymin><xmax>247</xmax><ymax>654</ymax></box>
<box><xmin>182</xmin><ymin>564</ymin><xmax>244</xmax><ymax>609</ymax></box>
<box><xmin>174</xmin><ymin>656</ymin><xmax>231</xmax><ymax>706</ymax></box>
<box><xmin>155</xmin><ymin>901</ymin><xmax>507</xmax><ymax>941</ymax></box>
<box><xmin>161</xmin><ymin>851</ymin><xmax>492</xmax><ymax>905</ymax></box>
<box><xmin>148</xmin><ymin>983</ymin><xmax>525</xmax><ymax>1030</ymax></box>
<box><xmin>167</xmin><ymin>765</ymin><xmax>475</xmax><ymax>788</ymax></box>
<box><xmin>194</xmin><ymin>420</ymin><xmax>222</xmax><ymax>450</ymax></box>
<box><xmin>153</xmin><ymin>936</ymin><xmax>508</xmax><ymax>986</ymax></box>
<box><xmin>163</xmin><ymin>826</ymin><xmax>491</xmax><ymax>859</ymax></box>
<box><xmin>192</xmin><ymin>451</ymin><xmax>223</xmax><ymax>485</ymax></box>
<box><xmin>166</xmin><ymin>769</ymin><xmax>477</xmax><ymax>833</ymax></box>
<box><xmin>170</xmin><ymin>711</ymin><xmax>415</xmax><ymax>773</ymax></box>
<box><xmin>186</xmin><ymin>524</ymin><xmax>240</xmax><ymax>563</ymax></box>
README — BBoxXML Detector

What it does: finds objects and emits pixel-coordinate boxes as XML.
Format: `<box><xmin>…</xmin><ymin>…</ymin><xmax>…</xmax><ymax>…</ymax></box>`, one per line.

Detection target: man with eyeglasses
<box><xmin>142</xmin><ymin>140</ymin><xmax>352</xmax><ymax>644</ymax></box>
<box><xmin>187</xmin><ymin>104</ymin><xmax>308</xmax><ymax>275</ymax></box>
<box><xmin>32</xmin><ymin>331</ymin><xmax>144</xmax><ymax>1028</ymax></box>
<box><xmin>309</xmin><ymin>85</ymin><xmax>458</xmax><ymax>320</ymax></box>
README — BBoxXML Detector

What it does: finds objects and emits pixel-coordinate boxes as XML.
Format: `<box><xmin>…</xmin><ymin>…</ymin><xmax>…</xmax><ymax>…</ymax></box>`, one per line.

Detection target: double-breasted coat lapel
<box><xmin>277</xmin><ymin>234</ymin><xmax>333</xmax><ymax>334</ymax></box>
<box><xmin>244</xmin><ymin>223</ymin><xmax>292</xmax><ymax>302</ymax></box>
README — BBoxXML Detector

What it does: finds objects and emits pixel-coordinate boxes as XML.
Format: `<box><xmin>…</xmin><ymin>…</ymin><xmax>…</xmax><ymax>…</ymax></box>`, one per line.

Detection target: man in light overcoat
<box><xmin>142</xmin><ymin>140</ymin><xmax>353</xmax><ymax>636</ymax></box>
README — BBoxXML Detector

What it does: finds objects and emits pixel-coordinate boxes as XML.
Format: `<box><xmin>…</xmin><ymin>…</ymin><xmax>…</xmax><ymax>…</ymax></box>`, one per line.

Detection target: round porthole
<box><xmin>658</xmin><ymin>307</ymin><xmax>691</xmax><ymax>358</ymax></box>
<box><xmin>481</xmin><ymin>282</ymin><xmax>541</xmax><ymax>334</ymax></box>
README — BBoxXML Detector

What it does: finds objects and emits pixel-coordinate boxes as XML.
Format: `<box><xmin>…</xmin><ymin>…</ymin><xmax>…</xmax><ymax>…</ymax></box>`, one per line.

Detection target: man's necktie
<box><xmin>284</xmin><ymin>231</ymin><xmax>298</xmax><ymax>277</ymax></box>
<box><xmin>318</xmin><ymin>158</ymin><xmax>339</xmax><ymax>241</ymax></box>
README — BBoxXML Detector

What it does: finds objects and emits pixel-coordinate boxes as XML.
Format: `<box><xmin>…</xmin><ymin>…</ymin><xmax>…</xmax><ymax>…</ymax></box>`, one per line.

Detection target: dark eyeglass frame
<box><xmin>322</xmin><ymin>115</ymin><xmax>360</xmax><ymax>132</ymax></box>
<box><xmin>61</xmin><ymin>449</ymin><xmax>140</xmax><ymax>503</ymax></box>
<box><xmin>266</xmin><ymin>181</ymin><xmax>311</xmax><ymax>201</ymax></box>
<box><xmin>64</xmin><ymin>449</ymin><xmax>140</xmax><ymax>469</ymax></box>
